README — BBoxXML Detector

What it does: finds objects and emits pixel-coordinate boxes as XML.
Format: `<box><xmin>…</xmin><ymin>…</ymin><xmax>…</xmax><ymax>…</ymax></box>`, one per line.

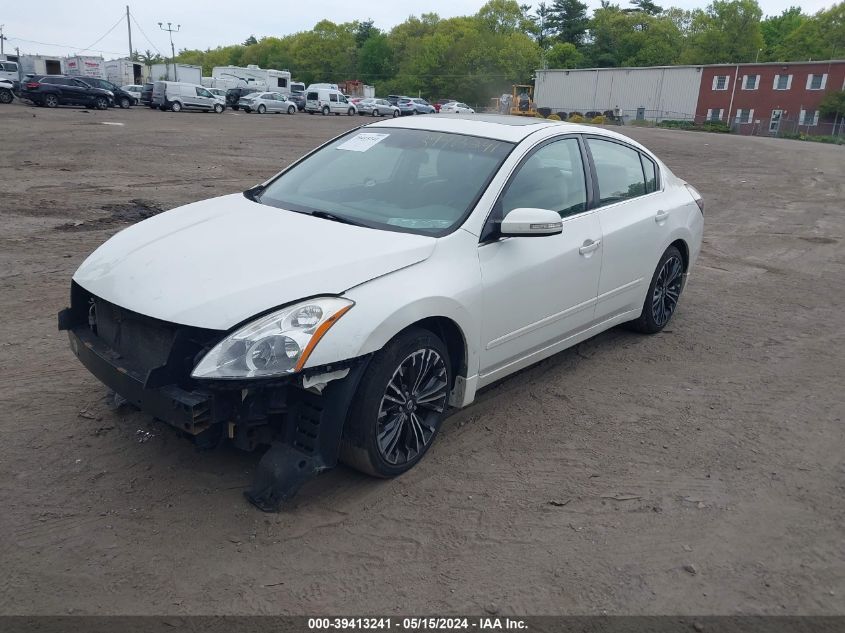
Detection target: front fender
<box><xmin>303</xmin><ymin>231</ymin><xmax>483</xmax><ymax>399</ymax></box>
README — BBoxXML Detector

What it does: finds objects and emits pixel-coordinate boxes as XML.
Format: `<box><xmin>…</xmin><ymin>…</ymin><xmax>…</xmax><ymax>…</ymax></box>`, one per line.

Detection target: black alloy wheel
<box><xmin>628</xmin><ymin>245</ymin><xmax>685</xmax><ymax>334</ymax></box>
<box><xmin>341</xmin><ymin>328</ymin><xmax>451</xmax><ymax>477</ymax></box>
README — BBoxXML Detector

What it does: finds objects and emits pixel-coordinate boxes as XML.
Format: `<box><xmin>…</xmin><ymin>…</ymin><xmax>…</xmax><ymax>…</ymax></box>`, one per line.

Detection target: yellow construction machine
<box><xmin>509</xmin><ymin>84</ymin><xmax>536</xmax><ymax>117</ymax></box>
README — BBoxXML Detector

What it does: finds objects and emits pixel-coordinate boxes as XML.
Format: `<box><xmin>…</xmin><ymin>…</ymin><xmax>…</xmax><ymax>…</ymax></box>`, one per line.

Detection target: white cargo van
<box><xmin>304</xmin><ymin>86</ymin><xmax>356</xmax><ymax>116</ymax></box>
<box><xmin>152</xmin><ymin>81</ymin><xmax>225</xmax><ymax>113</ymax></box>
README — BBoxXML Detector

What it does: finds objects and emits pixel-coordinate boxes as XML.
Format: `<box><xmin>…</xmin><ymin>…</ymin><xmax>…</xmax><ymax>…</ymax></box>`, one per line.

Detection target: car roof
<box><xmin>368</xmin><ymin>113</ymin><xmax>590</xmax><ymax>142</ymax></box>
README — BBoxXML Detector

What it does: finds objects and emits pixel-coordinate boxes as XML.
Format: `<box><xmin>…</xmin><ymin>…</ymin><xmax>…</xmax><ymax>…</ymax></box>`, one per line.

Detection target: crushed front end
<box><xmin>59</xmin><ymin>281</ymin><xmax>368</xmax><ymax>511</ymax></box>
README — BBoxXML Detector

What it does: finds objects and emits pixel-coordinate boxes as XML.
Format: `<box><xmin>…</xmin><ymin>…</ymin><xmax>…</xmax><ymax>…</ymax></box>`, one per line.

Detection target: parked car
<box><xmin>0</xmin><ymin>79</ymin><xmax>15</xmax><ymax>104</ymax></box>
<box><xmin>386</xmin><ymin>94</ymin><xmax>401</xmax><ymax>106</ymax></box>
<box><xmin>409</xmin><ymin>98</ymin><xmax>436</xmax><ymax>114</ymax></box>
<box><xmin>305</xmin><ymin>87</ymin><xmax>356</xmax><ymax>115</ymax></box>
<box><xmin>434</xmin><ymin>98</ymin><xmax>456</xmax><ymax>113</ymax></box>
<box><xmin>226</xmin><ymin>87</ymin><xmax>260</xmax><ymax>110</ymax></box>
<box><xmin>140</xmin><ymin>82</ymin><xmax>155</xmax><ymax>108</ymax></box>
<box><xmin>60</xmin><ymin>115</ymin><xmax>703</xmax><ymax>511</ymax></box>
<box><xmin>77</xmin><ymin>77</ymin><xmax>135</xmax><ymax>108</ymax></box>
<box><xmin>440</xmin><ymin>101</ymin><xmax>474</xmax><ymax>114</ymax></box>
<box><xmin>238</xmin><ymin>91</ymin><xmax>297</xmax><ymax>114</ymax></box>
<box><xmin>287</xmin><ymin>92</ymin><xmax>306</xmax><ymax>111</ymax></box>
<box><xmin>20</xmin><ymin>75</ymin><xmax>111</xmax><ymax>110</ymax></box>
<box><xmin>356</xmin><ymin>98</ymin><xmax>399</xmax><ymax>118</ymax></box>
<box><xmin>153</xmin><ymin>81</ymin><xmax>225</xmax><ymax>113</ymax></box>
<box><xmin>121</xmin><ymin>84</ymin><xmax>144</xmax><ymax>103</ymax></box>
<box><xmin>395</xmin><ymin>97</ymin><xmax>417</xmax><ymax>116</ymax></box>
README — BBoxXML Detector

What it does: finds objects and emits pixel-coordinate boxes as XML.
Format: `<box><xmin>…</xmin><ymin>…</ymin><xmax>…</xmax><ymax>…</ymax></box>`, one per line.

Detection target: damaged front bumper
<box><xmin>59</xmin><ymin>283</ymin><xmax>369</xmax><ymax>511</ymax></box>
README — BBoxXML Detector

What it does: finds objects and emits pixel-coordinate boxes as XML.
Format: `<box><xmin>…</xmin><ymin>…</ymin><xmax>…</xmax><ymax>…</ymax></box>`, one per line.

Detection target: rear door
<box><xmin>585</xmin><ymin>136</ymin><xmax>668</xmax><ymax>319</ymax></box>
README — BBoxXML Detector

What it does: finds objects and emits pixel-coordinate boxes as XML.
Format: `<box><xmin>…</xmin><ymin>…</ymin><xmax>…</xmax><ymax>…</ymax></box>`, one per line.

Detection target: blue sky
<box><xmin>1</xmin><ymin>0</ymin><xmax>838</xmax><ymax>60</ymax></box>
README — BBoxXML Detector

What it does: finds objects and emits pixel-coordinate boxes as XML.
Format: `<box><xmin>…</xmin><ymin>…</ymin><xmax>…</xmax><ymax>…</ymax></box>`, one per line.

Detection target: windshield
<box><xmin>256</xmin><ymin>128</ymin><xmax>514</xmax><ymax>236</ymax></box>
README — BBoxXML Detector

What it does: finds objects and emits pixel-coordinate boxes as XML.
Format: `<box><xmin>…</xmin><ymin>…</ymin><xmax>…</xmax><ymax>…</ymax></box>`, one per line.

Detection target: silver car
<box><xmin>357</xmin><ymin>98</ymin><xmax>399</xmax><ymax>118</ymax></box>
<box><xmin>238</xmin><ymin>92</ymin><xmax>297</xmax><ymax>114</ymax></box>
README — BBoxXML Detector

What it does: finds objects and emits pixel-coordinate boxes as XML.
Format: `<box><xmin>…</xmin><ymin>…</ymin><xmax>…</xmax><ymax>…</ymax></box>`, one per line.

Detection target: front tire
<box><xmin>118</xmin><ymin>96</ymin><xmax>130</xmax><ymax>109</ymax></box>
<box><xmin>373</xmin><ymin>109</ymin><xmax>379</xmax><ymax>117</ymax></box>
<box><xmin>257</xmin><ymin>104</ymin><xmax>266</xmax><ymax>114</ymax></box>
<box><xmin>340</xmin><ymin>328</ymin><xmax>451</xmax><ymax>478</ymax></box>
<box><xmin>287</xmin><ymin>105</ymin><xmax>295</xmax><ymax>114</ymax></box>
<box><xmin>170</xmin><ymin>101</ymin><xmax>182</xmax><ymax>112</ymax></box>
<box><xmin>322</xmin><ymin>106</ymin><xmax>330</xmax><ymax>115</ymax></box>
<box><xmin>95</xmin><ymin>96</ymin><xmax>109</xmax><ymax>110</ymax></box>
<box><xmin>214</xmin><ymin>103</ymin><xmax>224</xmax><ymax>113</ymax></box>
<box><xmin>348</xmin><ymin>107</ymin><xmax>355</xmax><ymax>116</ymax></box>
<box><xmin>628</xmin><ymin>246</ymin><xmax>685</xmax><ymax>334</ymax></box>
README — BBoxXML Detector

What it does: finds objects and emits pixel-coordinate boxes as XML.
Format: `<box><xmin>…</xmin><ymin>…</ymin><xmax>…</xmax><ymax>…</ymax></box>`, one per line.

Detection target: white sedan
<box><xmin>61</xmin><ymin>115</ymin><xmax>703</xmax><ymax>511</ymax></box>
<box><xmin>440</xmin><ymin>101</ymin><xmax>474</xmax><ymax>114</ymax></box>
<box><xmin>238</xmin><ymin>91</ymin><xmax>297</xmax><ymax>114</ymax></box>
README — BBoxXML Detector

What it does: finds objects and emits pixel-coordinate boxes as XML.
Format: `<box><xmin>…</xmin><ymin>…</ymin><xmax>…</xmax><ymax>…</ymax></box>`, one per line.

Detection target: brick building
<box><xmin>696</xmin><ymin>61</ymin><xmax>845</xmax><ymax>135</ymax></box>
<box><xmin>535</xmin><ymin>60</ymin><xmax>845</xmax><ymax>136</ymax></box>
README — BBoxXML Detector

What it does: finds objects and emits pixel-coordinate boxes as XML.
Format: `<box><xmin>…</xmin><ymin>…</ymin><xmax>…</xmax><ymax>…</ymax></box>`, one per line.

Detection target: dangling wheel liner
<box><xmin>244</xmin><ymin>356</ymin><xmax>371</xmax><ymax>512</ymax></box>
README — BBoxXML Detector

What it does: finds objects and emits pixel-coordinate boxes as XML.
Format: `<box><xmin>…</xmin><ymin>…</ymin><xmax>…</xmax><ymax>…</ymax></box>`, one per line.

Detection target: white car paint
<box><xmin>439</xmin><ymin>102</ymin><xmax>474</xmax><ymax>114</ymax></box>
<box><xmin>73</xmin><ymin>116</ymin><xmax>703</xmax><ymax>409</ymax></box>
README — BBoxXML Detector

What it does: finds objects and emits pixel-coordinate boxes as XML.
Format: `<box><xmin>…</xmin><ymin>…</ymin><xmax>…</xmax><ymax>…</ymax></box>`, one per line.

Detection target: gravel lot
<box><xmin>0</xmin><ymin>102</ymin><xmax>842</xmax><ymax>616</ymax></box>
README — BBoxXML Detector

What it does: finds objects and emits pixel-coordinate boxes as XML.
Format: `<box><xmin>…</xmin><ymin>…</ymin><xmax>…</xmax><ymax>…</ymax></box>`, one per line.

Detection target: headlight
<box><xmin>191</xmin><ymin>297</ymin><xmax>353</xmax><ymax>379</ymax></box>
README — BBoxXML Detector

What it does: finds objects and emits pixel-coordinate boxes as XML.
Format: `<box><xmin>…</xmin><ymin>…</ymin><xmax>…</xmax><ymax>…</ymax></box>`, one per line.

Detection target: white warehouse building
<box><xmin>534</xmin><ymin>65</ymin><xmax>704</xmax><ymax>121</ymax></box>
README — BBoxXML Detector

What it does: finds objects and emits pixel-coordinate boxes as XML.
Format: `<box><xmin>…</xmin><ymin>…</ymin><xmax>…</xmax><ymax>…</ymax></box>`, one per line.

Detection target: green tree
<box><xmin>548</xmin><ymin>0</ymin><xmax>590</xmax><ymax>45</ymax></box>
<box><xmin>545</xmin><ymin>41</ymin><xmax>585</xmax><ymax>67</ymax></box>
<box><xmin>819</xmin><ymin>90</ymin><xmax>845</xmax><ymax>117</ymax></box>
<box><xmin>242</xmin><ymin>35</ymin><xmax>258</xmax><ymax>46</ymax></box>
<box><xmin>682</xmin><ymin>0</ymin><xmax>764</xmax><ymax>64</ymax></box>
<box><xmin>530</xmin><ymin>2</ymin><xmax>555</xmax><ymax>49</ymax></box>
<box><xmin>760</xmin><ymin>7</ymin><xmax>805</xmax><ymax>60</ymax></box>
<box><xmin>588</xmin><ymin>6</ymin><xmax>684</xmax><ymax>66</ymax></box>
<box><xmin>629</xmin><ymin>0</ymin><xmax>663</xmax><ymax>15</ymax></box>
<box><xmin>775</xmin><ymin>3</ymin><xmax>845</xmax><ymax>61</ymax></box>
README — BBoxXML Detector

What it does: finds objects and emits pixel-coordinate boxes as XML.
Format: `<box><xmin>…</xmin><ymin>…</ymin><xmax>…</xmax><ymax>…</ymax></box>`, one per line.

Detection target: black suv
<box><xmin>287</xmin><ymin>91</ymin><xmax>305</xmax><ymax>111</ymax></box>
<box><xmin>20</xmin><ymin>75</ymin><xmax>111</xmax><ymax>110</ymax></box>
<box><xmin>140</xmin><ymin>82</ymin><xmax>154</xmax><ymax>108</ymax></box>
<box><xmin>76</xmin><ymin>77</ymin><xmax>135</xmax><ymax>108</ymax></box>
<box><xmin>226</xmin><ymin>87</ymin><xmax>260</xmax><ymax>110</ymax></box>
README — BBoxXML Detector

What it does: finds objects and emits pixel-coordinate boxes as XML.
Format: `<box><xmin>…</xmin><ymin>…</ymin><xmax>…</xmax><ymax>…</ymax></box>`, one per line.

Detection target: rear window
<box><xmin>307</xmin><ymin>91</ymin><xmax>318</xmax><ymax>100</ymax></box>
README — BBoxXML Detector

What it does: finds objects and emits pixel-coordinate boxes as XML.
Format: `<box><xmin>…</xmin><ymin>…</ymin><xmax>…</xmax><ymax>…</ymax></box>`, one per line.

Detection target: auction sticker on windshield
<box><xmin>337</xmin><ymin>132</ymin><xmax>390</xmax><ymax>152</ymax></box>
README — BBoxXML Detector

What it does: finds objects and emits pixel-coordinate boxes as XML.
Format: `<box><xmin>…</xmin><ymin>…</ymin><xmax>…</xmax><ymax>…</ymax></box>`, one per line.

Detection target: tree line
<box><xmin>145</xmin><ymin>0</ymin><xmax>844</xmax><ymax>105</ymax></box>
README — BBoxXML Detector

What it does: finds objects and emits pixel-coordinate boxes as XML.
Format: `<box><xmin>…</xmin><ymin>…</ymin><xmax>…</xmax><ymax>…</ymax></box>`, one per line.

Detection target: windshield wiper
<box><xmin>305</xmin><ymin>210</ymin><xmax>366</xmax><ymax>227</ymax></box>
<box><xmin>243</xmin><ymin>184</ymin><xmax>265</xmax><ymax>202</ymax></box>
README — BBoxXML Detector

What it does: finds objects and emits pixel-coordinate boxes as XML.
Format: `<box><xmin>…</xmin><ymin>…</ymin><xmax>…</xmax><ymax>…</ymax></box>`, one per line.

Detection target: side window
<box><xmin>500</xmin><ymin>138</ymin><xmax>588</xmax><ymax>218</ymax></box>
<box><xmin>641</xmin><ymin>155</ymin><xmax>658</xmax><ymax>193</ymax></box>
<box><xmin>587</xmin><ymin>139</ymin><xmax>647</xmax><ymax>205</ymax></box>
<box><xmin>330</xmin><ymin>93</ymin><xmax>338</xmax><ymax>102</ymax></box>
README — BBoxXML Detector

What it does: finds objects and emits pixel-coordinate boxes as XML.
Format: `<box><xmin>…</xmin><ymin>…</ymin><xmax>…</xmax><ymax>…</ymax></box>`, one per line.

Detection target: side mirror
<box><xmin>499</xmin><ymin>208</ymin><xmax>563</xmax><ymax>237</ymax></box>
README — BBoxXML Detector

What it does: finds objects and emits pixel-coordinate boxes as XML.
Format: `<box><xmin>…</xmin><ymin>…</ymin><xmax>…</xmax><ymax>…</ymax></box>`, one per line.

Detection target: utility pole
<box><xmin>158</xmin><ymin>21</ymin><xmax>180</xmax><ymax>81</ymax></box>
<box><xmin>1</xmin><ymin>25</ymin><xmax>7</xmax><ymax>56</ymax></box>
<box><xmin>126</xmin><ymin>6</ymin><xmax>133</xmax><ymax>59</ymax></box>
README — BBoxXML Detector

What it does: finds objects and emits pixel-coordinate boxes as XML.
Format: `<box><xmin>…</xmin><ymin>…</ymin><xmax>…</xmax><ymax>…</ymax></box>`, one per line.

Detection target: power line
<box><xmin>77</xmin><ymin>14</ymin><xmax>126</xmax><ymax>55</ymax></box>
<box><xmin>8</xmin><ymin>36</ymin><xmax>125</xmax><ymax>57</ymax></box>
<box><xmin>130</xmin><ymin>11</ymin><xmax>163</xmax><ymax>56</ymax></box>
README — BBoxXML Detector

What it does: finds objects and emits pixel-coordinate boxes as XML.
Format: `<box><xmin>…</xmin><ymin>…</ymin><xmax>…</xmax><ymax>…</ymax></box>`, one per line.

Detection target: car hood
<box><xmin>73</xmin><ymin>193</ymin><xmax>436</xmax><ymax>330</ymax></box>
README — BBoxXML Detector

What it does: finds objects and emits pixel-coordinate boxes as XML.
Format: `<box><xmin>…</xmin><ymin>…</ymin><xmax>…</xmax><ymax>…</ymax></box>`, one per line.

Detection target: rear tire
<box><xmin>340</xmin><ymin>328</ymin><xmax>451</xmax><ymax>478</ymax></box>
<box><xmin>44</xmin><ymin>94</ymin><xmax>59</xmax><ymax>108</ymax></box>
<box><xmin>627</xmin><ymin>246</ymin><xmax>685</xmax><ymax>334</ymax></box>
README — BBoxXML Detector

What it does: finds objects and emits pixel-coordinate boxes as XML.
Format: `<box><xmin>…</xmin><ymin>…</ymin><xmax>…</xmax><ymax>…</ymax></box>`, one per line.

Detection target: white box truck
<box><xmin>19</xmin><ymin>54</ymin><xmax>64</xmax><ymax>77</ymax></box>
<box><xmin>65</xmin><ymin>56</ymin><xmax>105</xmax><ymax>78</ymax></box>
<box><xmin>104</xmin><ymin>59</ymin><xmax>146</xmax><ymax>86</ymax></box>
<box><xmin>150</xmin><ymin>63</ymin><xmax>202</xmax><ymax>84</ymax></box>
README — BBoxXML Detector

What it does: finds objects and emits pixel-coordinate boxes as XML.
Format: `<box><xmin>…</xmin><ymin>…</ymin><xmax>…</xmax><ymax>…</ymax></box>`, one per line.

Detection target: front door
<box><xmin>479</xmin><ymin>136</ymin><xmax>602</xmax><ymax>379</ymax></box>
<box><xmin>586</xmin><ymin>137</ymin><xmax>669</xmax><ymax>318</ymax></box>
<box><xmin>769</xmin><ymin>109</ymin><xmax>782</xmax><ymax>134</ymax></box>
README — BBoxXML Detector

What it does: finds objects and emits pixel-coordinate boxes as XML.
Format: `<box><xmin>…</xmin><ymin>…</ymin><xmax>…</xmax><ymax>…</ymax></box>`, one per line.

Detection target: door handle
<box><xmin>655</xmin><ymin>210</ymin><xmax>669</xmax><ymax>223</ymax></box>
<box><xmin>579</xmin><ymin>239</ymin><xmax>601</xmax><ymax>255</ymax></box>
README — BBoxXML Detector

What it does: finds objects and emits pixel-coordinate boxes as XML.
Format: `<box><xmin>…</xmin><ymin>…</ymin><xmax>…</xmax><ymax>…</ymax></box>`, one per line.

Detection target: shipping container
<box><xmin>19</xmin><ymin>54</ymin><xmax>64</xmax><ymax>77</ymax></box>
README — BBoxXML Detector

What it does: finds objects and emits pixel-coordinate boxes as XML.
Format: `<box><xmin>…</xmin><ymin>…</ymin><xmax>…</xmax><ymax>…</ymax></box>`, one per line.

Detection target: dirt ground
<box><xmin>0</xmin><ymin>102</ymin><xmax>842</xmax><ymax>616</ymax></box>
